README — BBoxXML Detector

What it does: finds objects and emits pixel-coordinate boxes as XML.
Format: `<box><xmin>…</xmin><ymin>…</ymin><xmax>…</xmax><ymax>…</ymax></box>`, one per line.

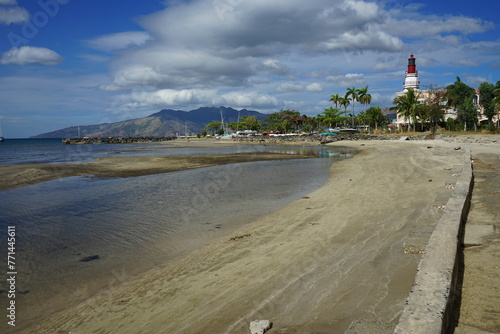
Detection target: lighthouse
<box><xmin>403</xmin><ymin>54</ymin><xmax>420</xmax><ymax>91</ymax></box>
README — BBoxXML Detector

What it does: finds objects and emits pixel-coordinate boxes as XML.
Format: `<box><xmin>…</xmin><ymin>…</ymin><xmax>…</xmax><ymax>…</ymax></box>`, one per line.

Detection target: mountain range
<box><xmin>32</xmin><ymin>107</ymin><xmax>267</xmax><ymax>138</ymax></box>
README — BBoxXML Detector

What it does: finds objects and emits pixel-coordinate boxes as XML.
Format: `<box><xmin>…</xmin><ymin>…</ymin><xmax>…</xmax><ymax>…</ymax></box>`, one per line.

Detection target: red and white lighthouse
<box><xmin>403</xmin><ymin>54</ymin><xmax>420</xmax><ymax>91</ymax></box>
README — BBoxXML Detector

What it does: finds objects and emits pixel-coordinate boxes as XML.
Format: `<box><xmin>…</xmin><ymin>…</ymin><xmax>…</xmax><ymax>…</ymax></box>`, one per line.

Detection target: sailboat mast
<box><xmin>220</xmin><ymin>109</ymin><xmax>225</xmax><ymax>134</ymax></box>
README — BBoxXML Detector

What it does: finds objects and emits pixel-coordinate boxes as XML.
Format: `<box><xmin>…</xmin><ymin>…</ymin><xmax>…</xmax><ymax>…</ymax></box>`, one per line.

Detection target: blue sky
<box><xmin>1</xmin><ymin>0</ymin><xmax>499</xmax><ymax>137</ymax></box>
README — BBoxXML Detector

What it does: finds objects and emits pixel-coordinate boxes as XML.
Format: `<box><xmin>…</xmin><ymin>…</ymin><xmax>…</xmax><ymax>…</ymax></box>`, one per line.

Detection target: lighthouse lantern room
<box><xmin>403</xmin><ymin>54</ymin><xmax>420</xmax><ymax>91</ymax></box>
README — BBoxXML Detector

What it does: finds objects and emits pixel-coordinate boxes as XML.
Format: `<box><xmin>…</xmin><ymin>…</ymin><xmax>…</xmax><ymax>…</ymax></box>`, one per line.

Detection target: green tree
<box><xmin>240</xmin><ymin>116</ymin><xmax>261</xmax><ymax>131</ymax></box>
<box><xmin>420</xmin><ymin>85</ymin><xmax>447</xmax><ymax>134</ymax></box>
<box><xmin>457</xmin><ymin>100</ymin><xmax>478</xmax><ymax>131</ymax></box>
<box><xmin>358</xmin><ymin>86</ymin><xmax>372</xmax><ymax>113</ymax></box>
<box><xmin>345</xmin><ymin>87</ymin><xmax>359</xmax><ymax>127</ymax></box>
<box><xmin>205</xmin><ymin>120</ymin><xmax>222</xmax><ymax>135</ymax></box>
<box><xmin>393</xmin><ymin>88</ymin><xmax>420</xmax><ymax>132</ymax></box>
<box><xmin>446</xmin><ymin>76</ymin><xmax>475</xmax><ymax>110</ymax></box>
<box><xmin>494</xmin><ymin>81</ymin><xmax>500</xmax><ymax>129</ymax></box>
<box><xmin>264</xmin><ymin>109</ymin><xmax>301</xmax><ymax>132</ymax></box>
<box><xmin>329</xmin><ymin>93</ymin><xmax>341</xmax><ymax>109</ymax></box>
<box><xmin>338</xmin><ymin>96</ymin><xmax>350</xmax><ymax>112</ymax></box>
<box><xmin>446</xmin><ymin>117</ymin><xmax>456</xmax><ymax>131</ymax></box>
<box><xmin>446</xmin><ymin>77</ymin><xmax>477</xmax><ymax>130</ymax></box>
<box><xmin>478</xmin><ymin>82</ymin><xmax>496</xmax><ymax>125</ymax></box>
<box><xmin>365</xmin><ymin>106</ymin><xmax>389</xmax><ymax>130</ymax></box>
<box><xmin>322</xmin><ymin>107</ymin><xmax>348</xmax><ymax>128</ymax></box>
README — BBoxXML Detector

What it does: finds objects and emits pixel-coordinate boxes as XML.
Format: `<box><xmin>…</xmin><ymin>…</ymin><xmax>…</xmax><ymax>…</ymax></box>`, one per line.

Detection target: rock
<box><xmin>250</xmin><ymin>320</ymin><xmax>272</xmax><ymax>334</ymax></box>
<box><xmin>79</xmin><ymin>255</ymin><xmax>100</xmax><ymax>262</ymax></box>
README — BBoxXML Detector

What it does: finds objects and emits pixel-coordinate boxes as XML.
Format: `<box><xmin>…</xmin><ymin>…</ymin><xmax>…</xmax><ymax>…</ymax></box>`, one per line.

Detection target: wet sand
<box><xmin>22</xmin><ymin>140</ymin><xmax>469</xmax><ymax>333</ymax></box>
<box><xmin>0</xmin><ymin>151</ymin><xmax>312</xmax><ymax>191</ymax></box>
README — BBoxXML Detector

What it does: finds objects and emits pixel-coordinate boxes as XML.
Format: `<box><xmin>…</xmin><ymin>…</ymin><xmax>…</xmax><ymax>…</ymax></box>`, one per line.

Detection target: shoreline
<box><xmin>23</xmin><ymin>140</ymin><xmax>470</xmax><ymax>333</ymax></box>
<box><xmin>0</xmin><ymin>150</ymin><xmax>313</xmax><ymax>191</ymax></box>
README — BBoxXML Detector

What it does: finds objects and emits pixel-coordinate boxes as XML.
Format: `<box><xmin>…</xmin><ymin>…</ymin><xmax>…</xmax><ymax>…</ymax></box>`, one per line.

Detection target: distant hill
<box><xmin>382</xmin><ymin>107</ymin><xmax>397</xmax><ymax>121</ymax></box>
<box><xmin>31</xmin><ymin>107</ymin><xmax>267</xmax><ymax>138</ymax></box>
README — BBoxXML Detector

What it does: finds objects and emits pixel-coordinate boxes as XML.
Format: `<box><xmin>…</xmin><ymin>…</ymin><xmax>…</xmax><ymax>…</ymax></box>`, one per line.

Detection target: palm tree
<box><xmin>393</xmin><ymin>88</ymin><xmax>420</xmax><ymax>132</ymax></box>
<box><xmin>358</xmin><ymin>86</ymin><xmax>372</xmax><ymax>113</ymax></box>
<box><xmin>365</xmin><ymin>106</ymin><xmax>387</xmax><ymax>130</ymax></box>
<box><xmin>345</xmin><ymin>87</ymin><xmax>359</xmax><ymax>127</ymax></box>
<box><xmin>329</xmin><ymin>93</ymin><xmax>341</xmax><ymax>109</ymax></box>
<box><xmin>338</xmin><ymin>97</ymin><xmax>350</xmax><ymax>112</ymax></box>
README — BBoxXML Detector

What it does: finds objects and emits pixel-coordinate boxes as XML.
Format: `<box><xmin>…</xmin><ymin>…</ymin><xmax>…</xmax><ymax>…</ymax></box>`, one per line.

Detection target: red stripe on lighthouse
<box><xmin>407</xmin><ymin>54</ymin><xmax>416</xmax><ymax>74</ymax></box>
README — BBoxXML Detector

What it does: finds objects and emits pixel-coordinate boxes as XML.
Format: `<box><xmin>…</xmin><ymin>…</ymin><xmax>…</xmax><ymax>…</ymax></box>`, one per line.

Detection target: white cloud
<box><xmin>278</xmin><ymin>82</ymin><xmax>305</xmax><ymax>92</ymax></box>
<box><xmin>256</xmin><ymin>59</ymin><xmax>289</xmax><ymax>76</ymax></box>
<box><xmin>111</xmin><ymin>88</ymin><xmax>280</xmax><ymax>112</ymax></box>
<box><xmin>100</xmin><ymin>65</ymin><xmax>168</xmax><ymax>91</ymax></box>
<box><xmin>277</xmin><ymin>82</ymin><xmax>323</xmax><ymax>92</ymax></box>
<box><xmin>88</xmin><ymin>32</ymin><xmax>153</xmax><ymax>52</ymax></box>
<box><xmin>215</xmin><ymin>91</ymin><xmax>280</xmax><ymax>108</ymax></box>
<box><xmin>103</xmin><ymin>0</ymin><xmax>409</xmax><ymax>94</ymax></box>
<box><xmin>0</xmin><ymin>1</ymin><xmax>29</xmax><ymax>25</ymax></box>
<box><xmin>383</xmin><ymin>16</ymin><xmax>494</xmax><ymax>39</ymax></box>
<box><xmin>451</xmin><ymin>59</ymin><xmax>479</xmax><ymax>67</ymax></box>
<box><xmin>464</xmin><ymin>74</ymin><xmax>488</xmax><ymax>86</ymax></box>
<box><xmin>322</xmin><ymin>25</ymin><xmax>403</xmax><ymax>52</ymax></box>
<box><xmin>325</xmin><ymin>73</ymin><xmax>365</xmax><ymax>87</ymax></box>
<box><xmin>1</xmin><ymin>46</ymin><xmax>63</xmax><ymax>65</ymax></box>
<box><xmin>306</xmin><ymin>83</ymin><xmax>323</xmax><ymax>92</ymax></box>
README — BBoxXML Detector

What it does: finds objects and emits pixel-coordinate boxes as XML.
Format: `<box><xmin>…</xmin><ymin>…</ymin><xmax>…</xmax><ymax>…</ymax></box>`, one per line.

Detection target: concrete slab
<box><xmin>445</xmin><ymin>177</ymin><xmax>458</xmax><ymax>190</ymax></box>
<box><xmin>433</xmin><ymin>193</ymin><xmax>451</xmax><ymax>213</ymax></box>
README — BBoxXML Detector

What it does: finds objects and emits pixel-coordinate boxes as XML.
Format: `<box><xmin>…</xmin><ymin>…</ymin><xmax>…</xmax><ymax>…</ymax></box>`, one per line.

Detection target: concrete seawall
<box><xmin>394</xmin><ymin>150</ymin><xmax>473</xmax><ymax>334</ymax></box>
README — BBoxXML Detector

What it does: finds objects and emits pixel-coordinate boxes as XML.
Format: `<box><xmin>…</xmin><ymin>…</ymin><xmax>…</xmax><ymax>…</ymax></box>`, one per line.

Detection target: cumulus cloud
<box><xmin>102</xmin><ymin>0</ymin><xmax>409</xmax><ymax>93</ymax></box>
<box><xmin>0</xmin><ymin>0</ymin><xmax>29</xmax><ymax>25</ymax></box>
<box><xmin>1</xmin><ymin>46</ymin><xmax>63</xmax><ymax>65</ymax></box>
<box><xmin>88</xmin><ymin>32</ymin><xmax>153</xmax><ymax>52</ymax></box>
<box><xmin>322</xmin><ymin>25</ymin><xmax>403</xmax><ymax>52</ymax></box>
<box><xmin>91</xmin><ymin>0</ymin><xmax>496</xmax><ymax>113</ymax></box>
<box><xmin>113</xmin><ymin>88</ymin><xmax>280</xmax><ymax>111</ymax></box>
<box><xmin>325</xmin><ymin>73</ymin><xmax>365</xmax><ymax>87</ymax></box>
<box><xmin>277</xmin><ymin>82</ymin><xmax>323</xmax><ymax>92</ymax></box>
<box><xmin>278</xmin><ymin>82</ymin><xmax>305</xmax><ymax>92</ymax></box>
<box><xmin>306</xmin><ymin>83</ymin><xmax>323</xmax><ymax>92</ymax></box>
<box><xmin>215</xmin><ymin>91</ymin><xmax>280</xmax><ymax>108</ymax></box>
<box><xmin>256</xmin><ymin>59</ymin><xmax>289</xmax><ymax>76</ymax></box>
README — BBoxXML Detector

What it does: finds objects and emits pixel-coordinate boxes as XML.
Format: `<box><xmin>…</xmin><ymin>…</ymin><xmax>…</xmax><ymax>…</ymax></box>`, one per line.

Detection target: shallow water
<box><xmin>0</xmin><ymin>143</ymin><xmax>355</xmax><ymax>331</ymax></box>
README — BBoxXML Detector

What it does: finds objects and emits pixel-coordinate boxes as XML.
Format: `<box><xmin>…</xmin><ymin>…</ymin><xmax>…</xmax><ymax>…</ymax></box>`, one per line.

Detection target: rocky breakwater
<box><xmin>231</xmin><ymin>134</ymin><xmax>430</xmax><ymax>144</ymax></box>
<box><xmin>63</xmin><ymin>137</ymin><xmax>177</xmax><ymax>145</ymax></box>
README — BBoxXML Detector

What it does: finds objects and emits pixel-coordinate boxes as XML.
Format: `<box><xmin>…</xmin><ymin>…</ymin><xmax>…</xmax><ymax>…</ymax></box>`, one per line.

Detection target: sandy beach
<box><xmin>17</xmin><ymin>139</ymin><xmax>477</xmax><ymax>334</ymax></box>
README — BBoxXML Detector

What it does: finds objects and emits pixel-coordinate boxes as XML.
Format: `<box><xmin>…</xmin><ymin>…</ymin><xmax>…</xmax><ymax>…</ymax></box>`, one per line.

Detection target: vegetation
<box><xmin>200</xmin><ymin>78</ymin><xmax>500</xmax><ymax>136</ymax></box>
<box><xmin>393</xmin><ymin>88</ymin><xmax>420</xmax><ymax>132</ymax></box>
<box><xmin>478</xmin><ymin>81</ymin><xmax>496</xmax><ymax>126</ymax></box>
<box><xmin>417</xmin><ymin>85</ymin><xmax>447</xmax><ymax>134</ymax></box>
<box><xmin>358</xmin><ymin>106</ymin><xmax>390</xmax><ymax>131</ymax></box>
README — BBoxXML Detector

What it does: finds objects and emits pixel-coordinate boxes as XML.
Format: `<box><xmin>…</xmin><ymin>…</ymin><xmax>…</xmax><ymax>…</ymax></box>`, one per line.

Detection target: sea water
<box><xmin>0</xmin><ymin>139</ymin><xmax>355</xmax><ymax>331</ymax></box>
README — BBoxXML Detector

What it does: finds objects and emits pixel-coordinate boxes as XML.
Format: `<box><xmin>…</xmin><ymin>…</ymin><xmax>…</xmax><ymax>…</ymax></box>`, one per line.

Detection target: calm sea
<box><xmin>0</xmin><ymin>139</ymin><xmax>355</xmax><ymax>332</ymax></box>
